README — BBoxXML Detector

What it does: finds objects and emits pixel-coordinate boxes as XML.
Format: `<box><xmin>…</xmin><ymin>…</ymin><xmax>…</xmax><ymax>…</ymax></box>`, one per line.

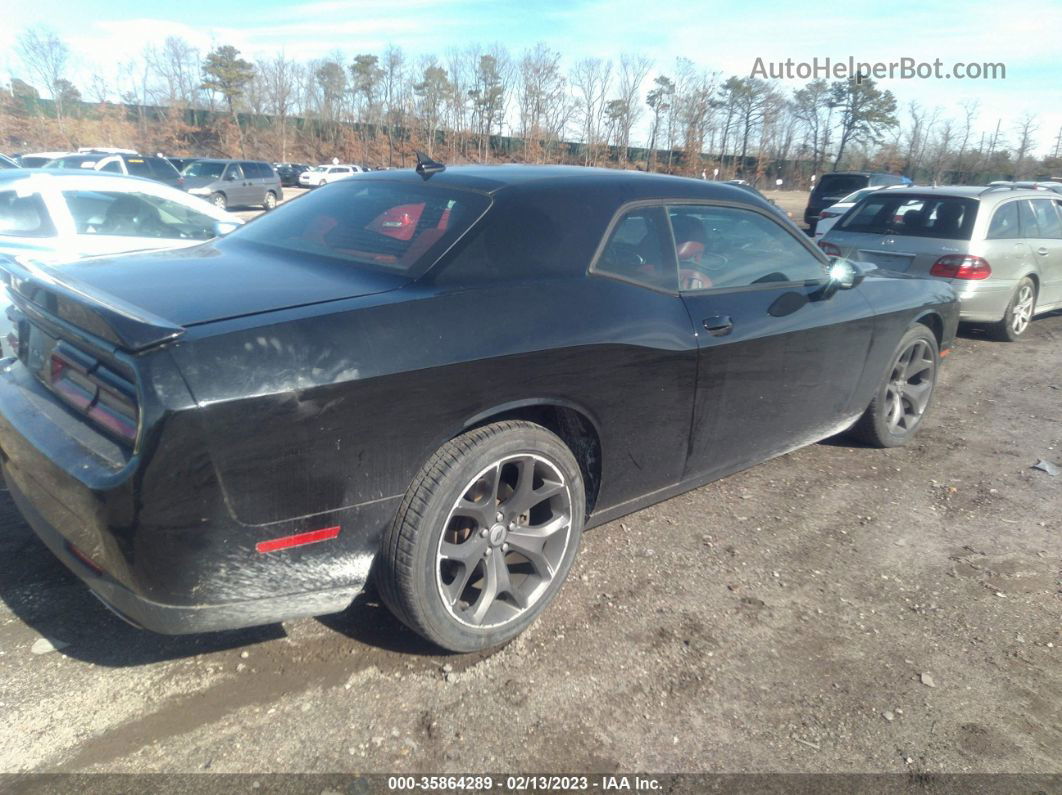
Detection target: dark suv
<box><xmin>43</xmin><ymin>151</ymin><xmax>184</xmax><ymax>190</ymax></box>
<box><xmin>275</xmin><ymin>163</ymin><xmax>310</xmax><ymax>187</ymax></box>
<box><xmin>805</xmin><ymin>172</ymin><xmax>910</xmax><ymax>233</ymax></box>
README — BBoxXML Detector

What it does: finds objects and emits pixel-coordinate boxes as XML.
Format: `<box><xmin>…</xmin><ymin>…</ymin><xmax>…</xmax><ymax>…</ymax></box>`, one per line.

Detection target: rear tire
<box><xmin>377</xmin><ymin>421</ymin><xmax>584</xmax><ymax>653</ymax></box>
<box><xmin>989</xmin><ymin>277</ymin><xmax>1036</xmax><ymax>342</ymax></box>
<box><xmin>210</xmin><ymin>192</ymin><xmax>227</xmax><ymax>211</ymax></box>
<box><xmin>263</xmin><ymin>191</ymin><xmax>277</xmax><ymax>210</ymax></box>
<box><xmin>850</xmin><ymin>325</ymin><xmax>939</xmax><ymax>448</ymax></box>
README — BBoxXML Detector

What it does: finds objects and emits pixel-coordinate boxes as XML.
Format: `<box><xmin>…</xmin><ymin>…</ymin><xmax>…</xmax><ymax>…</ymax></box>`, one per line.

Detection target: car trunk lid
<box><xmin>29</xmin><ymin>240</ymin><xmax>409</xmax><ymax>334</ymax></box>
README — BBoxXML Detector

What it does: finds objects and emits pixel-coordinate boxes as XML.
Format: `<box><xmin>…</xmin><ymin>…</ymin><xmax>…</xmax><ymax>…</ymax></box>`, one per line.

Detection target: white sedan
<box><xmin>298</xmin><ymin>164</ymin><xmax>366</xmax><ymax>187</ymax></box>
<box><xmin>0</xmin><ymin>169</ymin><xmax>242</xmax><ymax>354</ymax></box>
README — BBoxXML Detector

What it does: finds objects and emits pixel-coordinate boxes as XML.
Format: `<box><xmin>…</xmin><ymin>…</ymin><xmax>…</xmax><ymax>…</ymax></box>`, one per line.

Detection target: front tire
<box><xmin>377</xmin><ymin>421</ymin><xmax>585</xmax><ymax>653</ymax></box>
<box><xmin>989</xmin><ymin>277</ymin><xmax>1036</xmax><ymax>342</ymax></box>
<box><xmin>850</xmin><ymin>325</ymin><xmax>939</xmax><ymax>448</ymax></box>
<box><xmin>210</xmin><ymin>192</ymin><xmax>227</xmax><ymax>210</ymax></box>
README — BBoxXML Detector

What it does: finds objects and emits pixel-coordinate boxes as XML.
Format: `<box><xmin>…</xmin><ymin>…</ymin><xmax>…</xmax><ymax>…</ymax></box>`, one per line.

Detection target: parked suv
<box><xmin>805</xmin><ymin>172</ymin><xmax>910</xmax><ymax>233</ymax></box>
<box><xmin>43</xmin><ymin>151</ymin><xmax>183</xmax><ymax>190</ymax></box>
<box><xmin>820</xmin><ymin>186</ymin><xmax>1062</xmax><ymax>340</ymax></box>
<box><xmin>181</xmin><ymin>159</ymin><xmax>283</xmax><ymax>210</ymax></box>
<box><xmin>299</xmin><ymin>164</ymin><xmax>365</xmax><ymax>188</ymax></box>
<box><xmin>275</xmin><ymin>163</ymin><xmax>310</xmax><ymax>187</ymax></box>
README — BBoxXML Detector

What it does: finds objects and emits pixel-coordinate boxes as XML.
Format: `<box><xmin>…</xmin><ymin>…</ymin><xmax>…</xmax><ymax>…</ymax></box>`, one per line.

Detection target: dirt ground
<box><xmin>0</xmin><ymin>189</ymin><xmax>1059</xmax><ymax>776</ymax></box>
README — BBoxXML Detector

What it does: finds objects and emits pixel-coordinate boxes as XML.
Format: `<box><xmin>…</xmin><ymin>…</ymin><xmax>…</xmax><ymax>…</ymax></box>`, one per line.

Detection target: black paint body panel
<box><xmin>0</xmin><ymin>167</ymin><xmax>960</xmax><ymax>633</ymax></box>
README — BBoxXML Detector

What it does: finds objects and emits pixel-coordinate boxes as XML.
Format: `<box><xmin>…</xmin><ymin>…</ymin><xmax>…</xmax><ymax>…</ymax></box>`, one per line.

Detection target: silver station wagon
<box><xmin>821</xmin><ymin>186</ymin><xmax>1062</xmax><ymax>340</ymax></box>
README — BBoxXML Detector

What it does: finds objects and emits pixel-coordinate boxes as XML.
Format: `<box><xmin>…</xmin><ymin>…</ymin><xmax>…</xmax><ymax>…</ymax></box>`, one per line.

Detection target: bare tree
<box><xmin>571</xmin><ymin>57</ymin><xmax>612</xmax><ymax>166</ymax></box>
<box><xmin>260</xmin><ymin>53</ymin><xmax>297</xmax><ymax>161</ymax></box>
<box><xmin>413</xmin><ymin>57</ymin><xmax>451</xmax><ymax>156</ymax></box>
<box><xmin>614</xmin><ymin>54</ymin><xmax>652</xmax><ymax>163</ymax></box>
<box><xmin>17</xmin><ymin>25</ymin><xmax>71</xmax><ymax>134</ymax></box>
<box><xmin>1012</xmin><ymin>113</ymin><xmax>1039</xmax><ymax>179</ymax></box>
<box><xmin>517</xmin><ymin>43</ymin><xmax>567</xmax><ymax>162</ymax></box>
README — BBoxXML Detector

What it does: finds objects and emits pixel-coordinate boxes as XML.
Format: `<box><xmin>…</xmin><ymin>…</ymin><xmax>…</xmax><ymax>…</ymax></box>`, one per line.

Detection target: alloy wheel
<box><xmin>436</xmin><ymin>454</ymin><xmax>572</xmax><ymax>629</ymax></box>
<box><xmin>1010</xmin><ymin>283</ymin><xmax>1034</xmax><ymax>335</ymax></box>
<box><xmin>884</xmin><ymin>338</ymin><xmax>936</xmax><ymax>433</ymax></box>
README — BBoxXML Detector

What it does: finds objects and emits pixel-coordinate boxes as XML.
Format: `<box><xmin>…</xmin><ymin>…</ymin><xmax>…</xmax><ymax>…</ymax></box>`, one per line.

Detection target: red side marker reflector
<box><xmin>940</xmin><ymin>349</ymin><xmax>951</xmax><ymax>358</ymax></box>
<box><xmin>256</xmin><ymin>526</ymin><xmax>340</xmax><ymax>554</ymax></box>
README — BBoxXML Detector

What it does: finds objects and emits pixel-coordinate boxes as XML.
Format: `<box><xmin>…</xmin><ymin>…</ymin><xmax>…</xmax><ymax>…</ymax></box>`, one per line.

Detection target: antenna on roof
<box><xmin>415</xmin><ymin>150</ymin><xmax>445</xmax><ymax>180</ymax></box>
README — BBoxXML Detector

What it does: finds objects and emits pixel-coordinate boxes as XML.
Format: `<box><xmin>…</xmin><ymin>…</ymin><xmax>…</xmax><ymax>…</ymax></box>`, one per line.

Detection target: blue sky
<box><xmin>4</xmin><ymin>0</ymin><xmax>1060</xmax><ymax>154</ymax></box>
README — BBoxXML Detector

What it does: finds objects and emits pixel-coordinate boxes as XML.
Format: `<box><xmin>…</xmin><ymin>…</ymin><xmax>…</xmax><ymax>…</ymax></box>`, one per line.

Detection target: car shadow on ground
<box><xmin>0</xmin><ymin>489</ymin><xmax>446</xmax><ymax>666</ymax></box>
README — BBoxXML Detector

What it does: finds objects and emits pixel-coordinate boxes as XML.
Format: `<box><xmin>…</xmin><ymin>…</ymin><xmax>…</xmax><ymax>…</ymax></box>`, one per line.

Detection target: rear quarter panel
<box><xmin>168</xmin><ymin>277</ymin><xmax>698</xmax><ymax>534</ymax></box>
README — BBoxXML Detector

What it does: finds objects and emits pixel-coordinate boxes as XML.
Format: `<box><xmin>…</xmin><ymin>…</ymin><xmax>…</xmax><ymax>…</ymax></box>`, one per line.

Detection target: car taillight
<box><xmin>177</xmin><ymin>176</ymin><xmax>185</xmax><ymax>189</ymax></box>
<box><xmin>818</xmin><ymin>241</ymin><xmax>841</xmax><ymax>256</ymax></box>
<box><xmin>49</xmin><ymin>346</ymin><xmax>139</xmax><ymax>443</ymax></box>
<box><xmin>929</xmin><ymin>255</ymin><xmax>992</xmax><ymax>280</ymax></box>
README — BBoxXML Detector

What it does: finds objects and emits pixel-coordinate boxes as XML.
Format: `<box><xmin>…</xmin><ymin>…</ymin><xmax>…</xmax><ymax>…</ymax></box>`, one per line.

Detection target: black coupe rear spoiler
<box><xmin>0</xmin><ymin>255</ymin><xmax>185</xmax><ymax>352</ymax></box>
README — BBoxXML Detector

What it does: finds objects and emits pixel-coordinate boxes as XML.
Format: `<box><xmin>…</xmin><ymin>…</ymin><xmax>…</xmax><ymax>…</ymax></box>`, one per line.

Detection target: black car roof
<box><xmin>351</xmin><ymin>164</ymin><xmax>776</xmax><ymax>208</ymax></box>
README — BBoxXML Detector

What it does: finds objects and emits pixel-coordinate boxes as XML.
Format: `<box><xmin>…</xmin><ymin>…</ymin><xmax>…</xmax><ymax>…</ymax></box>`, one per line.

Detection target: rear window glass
<box><xmin>0</xmin><ymin>190</ymin><xmax>56</xmax><ymax>237</ymax></box>
<box><xmin>837</xmin><ymin>194</ymin><xmax>978</xmax><ymax>240</ymax></box>
<box><xmin>147</xmin><ymin>157</ymin><xmax>180</xmax><ymax>179</ymax></box>
<box><xmin>44</xmin><ymin>155</ymin><xmax>100</xmax><ymax>169</ymax></box>
<box><xmin>814</xmin><ymin>175</ymin><xmax>868</xmax><ymax>197</ymax></box>
<box><xmin>124</xmin><ymin>158</ymin><xmax>153</xmax><ymax>177</ymax></box>
<box><xmin>231</xmin><ymin>180</ymin><xmax>490</xmax><ymax>276</ymax></box>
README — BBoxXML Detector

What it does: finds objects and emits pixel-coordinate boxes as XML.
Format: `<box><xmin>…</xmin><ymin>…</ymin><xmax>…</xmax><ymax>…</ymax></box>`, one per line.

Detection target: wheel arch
<box><xmin>460</xmin><ymin>399</ymin><xmax>603</xmax><ymax>516</ymax></box>
<box><xmin>913</xmin><ymin>310</ymin><xmax>943</xmax><ymax>345</ymax></box>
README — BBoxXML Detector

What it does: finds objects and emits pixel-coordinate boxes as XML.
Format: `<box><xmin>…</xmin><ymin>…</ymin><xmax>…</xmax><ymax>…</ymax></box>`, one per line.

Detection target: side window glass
<box><xmin>669</xmin><ymin>205</ymin><xmax>826</xmax><ymax>291</ymax></box>
<box><xmin>1017</xmin><ymin>200</ymin><xmax>1041</xmax><ymax>238</ymax></box>
<box><xmin>987</xmin><ymin>202</ymin><xmax>1020</xmax><ymax>239</ymax></box>
<box><xmin>1026</xmin><ymin>199</ymin><xmax>1062</xmax><ymax>239</ymax></box>
<box><xmin>0</xmin><ymin>190</ymin><xmax>56</xmax><ymax>237</ymax></box>
<box><xmin>594</xmin><ymin>206</ymin><xmax>677</xmax><ymax>292</ymax></box>
<box><xmin>240</xmin><ymin>161</ymin><xmax>259</xmax><ymax>178</ymax></box>
<box><xmin>100</xmin><ymin>160</ymin><xmax>122</xmax><ymax>174</ymax></box>
<box><xmin>225</xmin><ymin>163</ymin><xmax>244</xmax><ymax>180</ymax></box>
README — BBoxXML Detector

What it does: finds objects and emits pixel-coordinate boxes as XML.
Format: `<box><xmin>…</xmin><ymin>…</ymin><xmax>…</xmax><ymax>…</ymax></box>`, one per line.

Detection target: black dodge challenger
<box><xmin>0</xmin><ymin>164</ymin><xmax>958</xmax><ymax>652</ymax></box>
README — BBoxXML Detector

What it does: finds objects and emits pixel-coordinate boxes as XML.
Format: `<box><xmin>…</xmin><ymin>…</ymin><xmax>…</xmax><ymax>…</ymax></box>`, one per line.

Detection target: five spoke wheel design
<box><xmin>436</xmin><ymin>454</ymin><xmax>571</xmax><ymax>629</ymax></box>
<box><xmin>1010</xmin><ymin>283</ymin><xmax>1035</xmax><ymax>336</ymax></box>
<box><xmin>884</xmin><ymin>338</ymin><xmax>936</xmax><ymax>433</ymax></box>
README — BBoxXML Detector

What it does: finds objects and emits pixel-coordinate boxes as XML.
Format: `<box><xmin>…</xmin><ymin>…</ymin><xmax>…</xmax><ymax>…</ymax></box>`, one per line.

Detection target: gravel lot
<box><xmin>0</xmin><ymin>187</ymin><xmax>1059</xmax><ymax>776</ymax></box>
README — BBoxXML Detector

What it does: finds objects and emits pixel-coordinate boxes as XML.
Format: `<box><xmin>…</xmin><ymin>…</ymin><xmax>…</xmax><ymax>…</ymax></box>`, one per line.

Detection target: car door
<box><xmin>221</xmin><ymin>162</ymin><xmax>250</xmax><ymax>206</ymax></box>
<box><xmin>1026</xmin><ymin>198</ymin><xmax>1062</xmax><ymax>308</ymax></box>
<box><xmin>982</xmin><ymin>199</ymin><xmax>1033</xmax><ymax>286</ymax></box>
<box><xmin>671</xmin><ymin>202</ymin><xmax>876</xmax><ymax>481</ymax></box>
<box><xmin>239</xmin><ymin>161</ymin><xmax>264</xmax><ymax>205</ymax></box>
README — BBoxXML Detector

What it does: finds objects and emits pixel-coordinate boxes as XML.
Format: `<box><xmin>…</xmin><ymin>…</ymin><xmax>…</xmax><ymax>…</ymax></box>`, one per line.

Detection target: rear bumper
<box><xmin>951</xmin><ymin>280</ymin><xmax>1014</xmax><ymax>323</ymax></box>
<box><xmin>0</xmin><ymin>360</ymin><xmax>390</xmax><ymax>635</ymax></box>
<box><xmin>5</xmin><ymin>467</ymin><xmax>360</xmax><ymax>633</ymax></box>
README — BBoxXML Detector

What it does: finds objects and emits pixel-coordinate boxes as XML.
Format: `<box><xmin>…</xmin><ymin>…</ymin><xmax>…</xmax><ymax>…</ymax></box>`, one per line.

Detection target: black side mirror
<box><xmin>814</xmin><ymin>257</ymin><xmax>864</xmax><ymax>300</ymax></box>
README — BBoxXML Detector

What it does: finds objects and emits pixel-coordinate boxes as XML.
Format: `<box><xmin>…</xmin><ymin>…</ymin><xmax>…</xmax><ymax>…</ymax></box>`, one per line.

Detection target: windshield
<box><xmin>230</xmin><ymin>180</ymin><xmax>490</xmax><ymax>277</ymax></box>
<box><xmin>836</xmin><ymin>194</ymin><xmax>979</xmax><ymax>240</ymax></box>
<box><xmin>182</xmin><ymin>161</ymin><xmax>226</xmax><ymax>179</ymax></box>
<box><xmin>44</xmin><ymin>155</ymin><xmax>100</xmax><ymax>169</ymax></box>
